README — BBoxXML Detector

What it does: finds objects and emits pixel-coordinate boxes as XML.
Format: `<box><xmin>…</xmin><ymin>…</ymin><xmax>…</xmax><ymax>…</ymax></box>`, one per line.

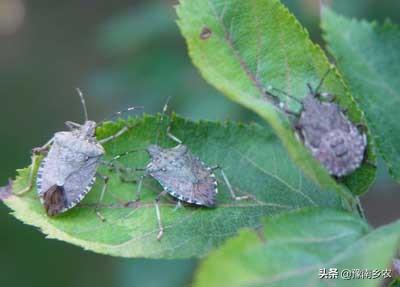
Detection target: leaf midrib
<box><xmin>206</xmin><ymin>0</ymin><xmax>274</xmax><ymax>104</ymax></box>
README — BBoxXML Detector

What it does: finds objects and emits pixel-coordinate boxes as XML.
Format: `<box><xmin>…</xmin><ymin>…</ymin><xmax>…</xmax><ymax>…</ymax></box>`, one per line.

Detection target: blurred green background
<box><xmin>0</xmin><ymin>0</ymin><xmax>399</xmax><ymax>286</ymax></box>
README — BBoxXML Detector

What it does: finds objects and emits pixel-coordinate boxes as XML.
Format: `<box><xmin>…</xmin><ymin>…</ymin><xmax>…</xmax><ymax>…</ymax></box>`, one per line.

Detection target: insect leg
<box><xmin>95</xmin><ymin>173</ymin><xmax>109</xmax><ymax>222</ymax></box>
<box><xmin>14</xmin><ymin>137</ymin><xmax>54</xmax><ymax>196</ymax></box>
<box><xmin>65</xmin><ymin>121</ymin><xmax>81</xmax><ymax>130</ymax></box>
<box><xmin>173</xmin><ymin>200</ymin><xmax>183</xmax><ymax>211</ymax></box>
<box><xmin>13</xmin><ymin>154</ymin><xmax>40</xmax><ymax>195</ymax></box>
<box><xmin>267</xmin><ymin>91</ymin><xmax>300</xmax><ymax>117</ymax></box>
<box><xmin>211</xmin><ymin>166</ymin><xmax>251</xmax><ymax>201</ymax></box>
<box><xmin>32</xmin><ymin>136</ymin><xmax>54</xmax><ymax>154</ymax></box>
<box><xmin>220</xmin><ymin>169</ymin><xmax>251</xmax><ymax>201</ymax></box>
<box><xmin>103</xmin><ymin>148</ymin><xmax>146</xmax><ymax>183</ymax></box>
<box><xmin>135</xmin><ymin>174</ymin><xmax>147</xmax><ymax>201</ymax></box>
<box><xmin>166</xmin><ymin>125</ymin><xmax>182</xmax><ymax>145</ymax></box>
<box><xmin>105</xmin><ymin>161</ymin><xmax>135</xmax><ymax>183</ymax></box>
<box><xmin>155</xmin><ymin>190</ymin><xmax>168</xmax><ymax>241</ymax></box>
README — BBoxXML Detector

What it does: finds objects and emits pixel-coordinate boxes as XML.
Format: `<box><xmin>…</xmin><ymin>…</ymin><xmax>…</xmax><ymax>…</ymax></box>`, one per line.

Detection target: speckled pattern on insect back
<box><xmin>37</xmin><ymin>121</ymin><xmax>104</xmax><ymax>216</ymax></box>
<box><xmin>296</xmin><ymin>95</ymin><xmax>367</xmax><ymax>177</ymax></box>
<box><xmin>146</xmin><ymin>144</ymin><xmax>217</xmax><ymax>207</ymax></box>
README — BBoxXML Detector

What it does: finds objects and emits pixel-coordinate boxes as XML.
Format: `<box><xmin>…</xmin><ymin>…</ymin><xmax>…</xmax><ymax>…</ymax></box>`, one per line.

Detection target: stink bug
<box><xmin>267</xmin><ymin>67</ymin><xmax>367</xmax><ymax>177</ymax></box>
<box><xmin>15</xmin><ymin>89</ymin><xmax>141</xmax><ymax>218</ymax></box>
<box><xmin>109</xmin><ymin>102</ymin><xmax>250</xmax><ymax>240</ymax></box>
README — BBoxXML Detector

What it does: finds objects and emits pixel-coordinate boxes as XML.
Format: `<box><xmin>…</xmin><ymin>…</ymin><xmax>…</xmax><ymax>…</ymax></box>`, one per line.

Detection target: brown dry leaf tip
<box><xmin>0</xmin><ymin>179</ymin><xmax>13</xmax><ymax>200</ymax></box>
<box><xmin>200</xmin><ymin>27</ymin><xmax>212</xmax><ymax>40</ymax></box>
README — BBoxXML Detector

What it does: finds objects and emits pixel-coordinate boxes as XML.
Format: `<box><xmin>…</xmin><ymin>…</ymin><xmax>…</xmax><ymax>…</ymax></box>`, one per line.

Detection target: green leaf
<box><xmin>194</xmin><ymin>208</ymin><xmax>400</xmax><ymax>287</ymax></box>
<box><xmin>390</xmin><ymin>278</ymin><xmax>400</xmax><ymax>287</ymax></box>
<box><xmin>176</xmin><ymin>0</ymin><xmax>376</xmax><ymax>195</ymax></box>
<box><xmin>389</xmin><ymin>278</ymin><xmax>400</xmax><ymax>287</ymax></box>
<box><xmin>322</xmin><ymin>7</ymin><xmax>400</xmax><ymax>183</ymax></box>
<box><xmin>2</xmin><ymin>116</ymin><xmax>346</xmax><ymax>259</ymax></box>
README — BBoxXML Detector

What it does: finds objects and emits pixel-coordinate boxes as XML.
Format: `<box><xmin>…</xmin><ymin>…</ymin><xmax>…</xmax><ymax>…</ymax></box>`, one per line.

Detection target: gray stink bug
<box><xmin>267</xmin><ymin>67</ymin><xmax>367</xmax><ymax>177</ymax></box>
<box><xmin>109</xmin><ymin>102</ymin><xmax>250</xmax><ymax>240</ymax></box>
<box><xmin>15</xmin><ymin>89</ymin><xmax>141</xmax><ymax>218</ymax></box>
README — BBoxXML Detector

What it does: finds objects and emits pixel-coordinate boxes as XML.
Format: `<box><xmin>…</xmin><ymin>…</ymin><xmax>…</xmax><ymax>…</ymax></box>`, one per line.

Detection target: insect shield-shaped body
<box><xmin>16</xmin><ymin>89</ymin><xmax>140</xmax><ymax>217</ymax></box>
<box><xmin>296</xmin><ymin>92</ymin><xmax>367</xmax><ymax>177</ymax></box>
<box><xmin>269</xmin><ymin>68</ymin><xmax>367</xmax><ymax>177</ymax></box>
<box><xmin>37</xmin><ymin>120</ymin><xmax>104</xmax><ymax>216</ymax></box>
<box><xmin>110</xmin><ymin>112</ymin><xmax>249</xmax><ymax>240</ymax></box>
<box><xmin>146</xmin><ymin>144</ymin><xmax>217</xmax><ymax>207</ymax></box>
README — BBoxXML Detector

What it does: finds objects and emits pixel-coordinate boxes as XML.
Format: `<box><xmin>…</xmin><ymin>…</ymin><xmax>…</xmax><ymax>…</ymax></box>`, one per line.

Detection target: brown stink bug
<box><xmin>109</xmin><ymin>101</ymin><xmax>250</xmax><ymax>240</ymax></box>
<box><xmin>267</xmin><ymin>67</ymin><xmax>367</xmax><ymax>177</ymax></box>
<box><xmin>15</xmin><ymin>89</ymin><xmax>141</xmax><ymax>218</ymax></box>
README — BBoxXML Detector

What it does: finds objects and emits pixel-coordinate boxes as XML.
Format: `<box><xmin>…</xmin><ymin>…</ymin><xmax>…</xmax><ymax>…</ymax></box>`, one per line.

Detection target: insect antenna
<box><xmin>264</xmin><ymin>86</ymin><xmax>301</xmax><ymax>117</ymax></box>
<box><xmin>76</xmin><ymin>88</ymin><xmax>89</xmax><ymax>122</ymax></box>
<box><xmin>267</xmin><ymin>86</ymin><xmax>302</xmax><ymax>104</ymax></box>
<box><xmin>314</xmin><ymin>64</ymin><xmax>335</xmax><ymax>94</ymax></box>
<box><xmin>155</xmin><ymin>97</ymin><xmax>172</xmax><ymax>145</ymax></box>
<box><xmin>106</xmin><ymin>149</ymin><xmax>147</xmax><ymax>168</ymax></box>
<box><xmin>97</xmin><ymin>106</ymin><xmax>144</xmax><ymax>127</ymax></box>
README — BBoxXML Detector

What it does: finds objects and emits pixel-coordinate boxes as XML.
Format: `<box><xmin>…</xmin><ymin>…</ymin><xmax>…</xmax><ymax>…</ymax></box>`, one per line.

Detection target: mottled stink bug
<box><xmin>109</xmin><ymin>102</ymin><xmax>250</xmax><ymax>240</ymax></box>
<box><xmin>15</xmin><ymin>89</ymin><xmax>141</xmax><ymax>217</ymax></box>
<box><xmin>267</xmin><ymin>67</ymin><xmax>367</xmax><ymax>177</ymax></box>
